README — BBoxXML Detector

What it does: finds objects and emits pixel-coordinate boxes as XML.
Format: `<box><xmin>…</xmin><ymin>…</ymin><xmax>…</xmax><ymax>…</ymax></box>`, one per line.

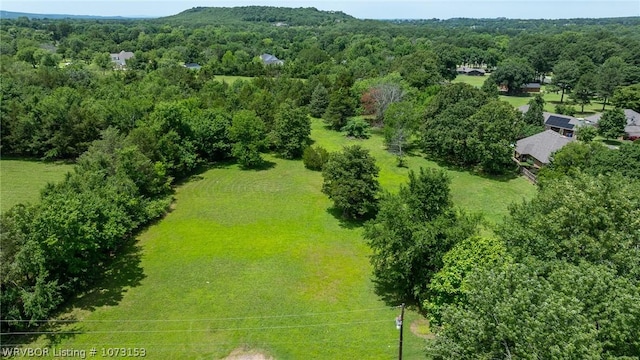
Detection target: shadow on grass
<box><xmin>72</xmin><ymin>241</ymin><xmax>146</xmax><ymax>311</ymax></box>
<box><xmin>2</xmin><ymin>241</ymin><xmax>145</xmax><ymax>349</ymax></box>
<box><xmin>428</xmin><ymin>157</ymin><xmax>520</xmax><ymax>182</ymax></box>
<box><xmin>246</xmin><ymin>159</ymin><xmax>276</xmax><ymax>171</ymax></box>
<box><xmin>0</xmin><ymin>155</ymin><xmax>76</xmax><ymax>165</ymax></box>
<box><xmin>503</xmin><ymin>93</ymin><xmax>532</xmax><ymax>99</ymax></box>
<box><xmin>372</xmin><ymin>281</ymin><xmax>420</xmax><ymax>310</ymax></box>
<box><xmin>601</xmin><ymin>139</ymin><xmax>624</xmax><ymax>147</ymax></box>
<box><xmin>1</xmin><ymin>319</ymin><xmax>83</xmax><ymax>350</ymax></box>
<box><xmin>326</xmin><ymin>207</ymin><xmax>371</xmax><ymax>229</ymax></box>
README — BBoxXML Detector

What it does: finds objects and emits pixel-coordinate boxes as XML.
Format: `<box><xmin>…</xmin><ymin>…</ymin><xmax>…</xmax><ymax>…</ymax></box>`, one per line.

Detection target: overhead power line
<box><xmin>0</xmin><ymin>306</ymin><xmax>395</xmax><ymax>323</ymax></box>
<box><xmin>1</xmin><ymin>319</ymin><xmax>393</xmax><ymax>336</ymax></box>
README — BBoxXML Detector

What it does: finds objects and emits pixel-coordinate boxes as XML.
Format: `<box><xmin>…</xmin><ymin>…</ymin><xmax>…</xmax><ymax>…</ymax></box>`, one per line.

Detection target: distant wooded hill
<box><xmin>0</xmin><ymin>10</ymin><xmax>145</xmax><ymax>20</ymax></box>
<box><xmin>159</xmin><ymin>6</ymin><xmax>355</xmax><ymax>26</ymax></box>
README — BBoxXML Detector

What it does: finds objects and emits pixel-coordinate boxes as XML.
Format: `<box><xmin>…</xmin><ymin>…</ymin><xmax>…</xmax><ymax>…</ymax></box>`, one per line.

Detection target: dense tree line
<box><xmin>1</xmin><ymin>129</ymin><xmax>171</xmax><ymax>331</ymax></box>
<box><xmin>366</xmin><ymin>169</ymin><xmax>640</xmax><ymax>358</ymax></box>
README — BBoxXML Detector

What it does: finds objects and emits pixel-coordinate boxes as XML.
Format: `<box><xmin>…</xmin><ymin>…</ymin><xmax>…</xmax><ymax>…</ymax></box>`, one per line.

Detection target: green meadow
<box><xmin>453</xmin><ymin>74</ymin><xmax>608</xmax><ymax>116</ymax></box>
<box><xmin>0</xmin><ymin>159</ymin><xmax>73</xmax><ymax>213</ymax></box>
<box><xmin>13</xmin><ymin>120</ymin><xmax>535</xmax><ymax>359</ymax></box>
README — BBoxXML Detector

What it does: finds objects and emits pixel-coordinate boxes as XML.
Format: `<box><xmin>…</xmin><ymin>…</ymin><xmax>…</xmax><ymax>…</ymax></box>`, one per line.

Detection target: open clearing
<box><xmin>15</xmin><ymin>120</ymin><xmax>534</xmax><ymax>359</ymax></box>
<box><xmin>0</xmin><ymin>159</ymin><xmax>73</xmax><ymax>213</ymax></box>
<box><xmin>453</xmin><ymin>74</ymin><xmax>608</xmax><ymax>116</ymax></box>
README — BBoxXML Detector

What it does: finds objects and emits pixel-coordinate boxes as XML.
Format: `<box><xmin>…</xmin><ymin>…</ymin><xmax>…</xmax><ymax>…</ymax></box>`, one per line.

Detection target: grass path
<box><xmin>13</xmin><ymin>121</ymin><xmax>535</xmax><ymax>359</ymax></box>
<box><xmin>0</xmin><ymin>159</ymin><xmax>73</xmax><ymax>213</ymax></box>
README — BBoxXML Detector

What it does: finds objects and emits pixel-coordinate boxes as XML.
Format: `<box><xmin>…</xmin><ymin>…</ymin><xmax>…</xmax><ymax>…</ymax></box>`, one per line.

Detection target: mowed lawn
<box><xmin>0</xmin><ymin>159</ymin><xmax>73</xmax><ymax>213</ymax></box>
<box><xmin>16</xmin><ymin>121</ymin><xmax>534</xmax><ymax>359</ymax></box>
<box><xmin>453</xmin><ymin>74</ymin><xmax>607</xmax><ymax>116</ymax></box>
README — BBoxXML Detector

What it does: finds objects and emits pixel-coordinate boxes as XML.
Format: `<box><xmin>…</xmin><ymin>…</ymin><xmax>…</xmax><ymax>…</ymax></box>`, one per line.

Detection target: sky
<box><xmin>1</xmin><ymin>0</ymin><xmax>639</xmax><ymax>20</ymax></box>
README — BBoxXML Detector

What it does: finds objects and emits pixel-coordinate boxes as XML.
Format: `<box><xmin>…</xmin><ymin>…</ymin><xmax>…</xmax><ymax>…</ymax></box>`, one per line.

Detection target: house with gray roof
<box><xmin>184</xmin><ymin>63</ymin><xmax>202</xmax><ymax>70</ymax></box>
<box><xmin>514</xmin><ymin>130</ymin><xmax>575</xmax><ymax>168</ymax></box>
<box><xmin>260</xmin><ymin>53</ymin><xmax>284</xmax><ymax>66</ymax></box>
<box><xmin>544</xmin><ymin>113</ymin><xmax>581</xmax><ymax>137</ymax></box>
<box><xmin>585</xmin><ymin>109</ymin><xmax>640</xmax><ymax>140</ymax></box>
<box><xmin>110</xmin><ymin>50</ymin><xmax>134</xmax><ymax>69</ymax></box>
<box><xmin>456</xmin><ymin>66</ymin><xmax>485</xmax><ymax>76</ymax></box>
<box><xmin>519</xmin><ymin>105</ymin><xmax>581</xmax><ymax>137</ymax></box>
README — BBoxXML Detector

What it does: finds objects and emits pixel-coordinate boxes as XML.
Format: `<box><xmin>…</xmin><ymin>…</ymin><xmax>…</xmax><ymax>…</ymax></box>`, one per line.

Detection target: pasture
<box><xmin>13</xmin><ymin>120</ymin><xmax>535</xmax><ymax>359</ymax></box>
<box><xmin>0</xmin><ymin>159</ymin><xmax>73</xmax><ymax>213</ymax></box>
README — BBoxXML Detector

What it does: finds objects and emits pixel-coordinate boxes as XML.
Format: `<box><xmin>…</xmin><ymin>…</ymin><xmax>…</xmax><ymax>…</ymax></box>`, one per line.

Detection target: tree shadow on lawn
<box><xmin>1</xmin><ymin>319</ymin><xmax>83</xmax><ymax>350</ymax></box>
<box><xmin>247</xmin><ymin>159</ymin><xmax>276</xmax><ymax>171</ymax></box>
<box><xmin>428</xmin><ymin>157</ymin><xmax>520</xmax><ymax>183</ymax></box>
<box><xmin>371</xmin><ymin>281</ymin><xmax>421</xmax><ymax>310</ymax></box>
<box><xmin>71</xmin><ymin>241</ymin><xmax>146</xmax><ymax>311</ymax></box>
<box><xmin>325</xmin><ymin>207</ymin><xmax>371</xmax><ymax>229</ymax></box>
<box><xmin>2</xmin><ymin>241</ymin><xmax>145</xmax><ymax>349</ymax></box>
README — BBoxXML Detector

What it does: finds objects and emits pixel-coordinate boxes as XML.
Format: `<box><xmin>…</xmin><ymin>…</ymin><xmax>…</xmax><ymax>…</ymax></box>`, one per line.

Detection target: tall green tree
<box><xmin>612</xmin><ymin>83</ymin><xmax>640</xmax><ymax>112</ymax></box>
<box><xmin>597</xmin><ymin>56</ymin><xmax>627</xmax><ymax>111</ymax></box>
<box><xmin>309</xmin><ymin>83</ymin><xmax>329</xmax><ymax>118</ymax></box>
<box><xmin>271</xmin><ymin>103</ymin><xmax>311</xmax><ymax>159</ymax></box>
<box><xmin>570</xmin><ymin>73</ymin><xmax>596</xmax><ymax>112</ymax></box>
<box><xmin>383</xmin><ymin>101</ymin><xmax>420</xmax><ymax>160</ymax></box>
<box><xmin>499</xmin><ymin>173</ymin><xmax>640</xmax><ymax>278</ymax></box>
<box><xmin>323</xmin><ymin>88</ymin><xmax>355</xmax><ymax>130</ymax></box>
<box><xmin>598</xmin><ymin>108</ymin><xmax>627</xmax><ymax>139</ymax></box>
<box><xmin>229</xmin><ymin>110</ymin><xmax>266</xmax><ymax>168</ymax></box>
<box><xmin>425</xmin><ymin>236</ymin><xmax>511</xmax><ymax>324</ymax></box>
<box><xmin>321</xmin><ymin>145</ymin><xmax>379</xmax><ymax>219</ymax></box>
<box><xmin>552</xmin><ymin>60</ymin><xmax>580</xmax><ymax>103</ymax></box>
<box><xmin>427</xmin><ymin>263</ymin><xmax>604</xmax><ymax>359</ymax></box>
<box><xmin>93</xmin><ymin>52</ymin><xmax>112</xmax><ymax>73</ymax></box>
<box><xmin>522</xmin><ymin>94</ymin><xmax>545</xmax><ymax>126</ymax></box>
<box><xmin>365</xmin><ymin>168</ymin><xmax>479</xmax><ymax>306</ymax></box>
<box><xmin>490</xmin><ymin>58</ymin><xmax>535</xmax><ymax>95</ymax></box>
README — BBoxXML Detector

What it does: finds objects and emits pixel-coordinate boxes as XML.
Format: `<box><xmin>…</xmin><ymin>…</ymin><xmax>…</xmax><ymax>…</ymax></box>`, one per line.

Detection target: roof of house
<box><xmin>544</xmin><ymin>112</ymin><xmax>580</xmax><ymax>130</ymax></box>
<box><xmin>625</xmin><ymin>109</ymin><xmax>640</xmax><ymax>125</ymax></box>
<box><xmin>625</xmin><ymin>109</ymin><xmax>640</xmax><ymax>137</ymax></box>
<box><xmin>516</xmin><ymin>130</ymin><xmax>575</xmax><ymax>164</ymax></box>
<box><xmin>584</xmin><ymin>112</ymin><xmax>602</xmax><ymax>124</ymax></box>
<box><xmin>456</xmin><ymin>66</ymin><xmax>485</xmax><ymax>74</ymax></box>
<box><xmin>184</xmin><ymin>63</ymin><xmax>201</xmax><ymax>70</ymax></box>
<box><xmin>583</xmin><ymin>109</ymin><xmax>640</xmax><ymax>133</ymax></box>
<box><xmin>522</xmin><ymin>83</ymin><xmax>542</xmax><ymax>89</ymax></box>
<box><xmin>110</xmin><ymin>51</ymin><xmax>134</xmax><ymax>66</ymax></box>
<box><xmin>260</xmin><ymin>53</ymin><xmax>283</xmax><ymax>65</ymax></box>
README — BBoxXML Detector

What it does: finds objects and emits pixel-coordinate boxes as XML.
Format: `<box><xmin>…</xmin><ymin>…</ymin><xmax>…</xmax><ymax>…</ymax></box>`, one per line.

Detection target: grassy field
<box><xmin>0</xmin><ymin>159</ymin><xmax>73</xmax><ymax>213</ymax></box>
<box><xmin>451</xmin><ymin>74</ymin><xmax>487</xmax><ymax>88</ymax></box>
<box><xmin>12</xmin><ymin>120</ymin><xmax>535</xmax><ymax>359</ymax></box>
<box><xmin>453</xmin><ymin>74</ymin><xmax>607</xmax><ymax>116</ymax></box>
<box><xmin>213</xmin><ymin>75</ymin><xmax>255</xmax><ymax>84</ymax></box>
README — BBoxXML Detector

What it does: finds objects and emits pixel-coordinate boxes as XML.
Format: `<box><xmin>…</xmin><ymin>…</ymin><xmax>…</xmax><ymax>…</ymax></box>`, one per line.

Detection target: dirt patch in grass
<box><xmin>223</xmin><ymin>348</ymin><xmax>274</xmax><ymax>360</ymax></box>
<box><xmin>410</xmin><ymin>318</ymin><xmax>435</xmax><ymax>340</ymax></box>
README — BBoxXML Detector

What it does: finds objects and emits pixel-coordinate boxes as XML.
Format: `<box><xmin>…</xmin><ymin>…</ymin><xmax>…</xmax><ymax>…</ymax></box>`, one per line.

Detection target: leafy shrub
<box><xmin>554</xmin><ymin>104</ymin><xmax>577</xmax><ymax>116</ymax></box>
<box><xmin>302</xmin><ymin>145</ymin><xmax>330</xmax><ymax>171</ymax></box>
<box><xmin>342</xmin><ymin>118</ymin><xmax>370</xmax><ymax>139</ymax></box>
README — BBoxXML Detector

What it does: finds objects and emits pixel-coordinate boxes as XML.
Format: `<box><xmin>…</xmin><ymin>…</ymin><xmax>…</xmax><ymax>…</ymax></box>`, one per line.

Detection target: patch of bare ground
<box><xmin>223</xmin><ymin>348</ymin><xmax>274</xmax><ymax>360</ymax></box>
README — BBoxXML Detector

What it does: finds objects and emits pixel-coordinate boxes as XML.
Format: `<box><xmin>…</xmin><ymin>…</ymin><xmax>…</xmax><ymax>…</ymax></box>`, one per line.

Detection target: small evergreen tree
<box><xmin>302</xmin><ymin>146</ymin><xmax>330</xmax><ymax>171</ymax></box>
<box><xmin>342</xmin><ymin>118</ymin><xmax>370</xmax><ymax>139</ymax></box>
<box><xmin>323</xmin><ymin>88</ymin><xmax>355</xmax><ymax>130</ymax></box>
<box><xmin>309</xmin><ymin>84</ymin><xmax>329</xmax><ymax>118</ymax></box>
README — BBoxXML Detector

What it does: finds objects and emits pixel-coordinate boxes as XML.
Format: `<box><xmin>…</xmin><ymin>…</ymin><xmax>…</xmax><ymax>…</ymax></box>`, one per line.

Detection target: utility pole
<box><xmin>396</xmin><ymin>303</ymin><xmax>405</xmax><ymax>360</ymax></box>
